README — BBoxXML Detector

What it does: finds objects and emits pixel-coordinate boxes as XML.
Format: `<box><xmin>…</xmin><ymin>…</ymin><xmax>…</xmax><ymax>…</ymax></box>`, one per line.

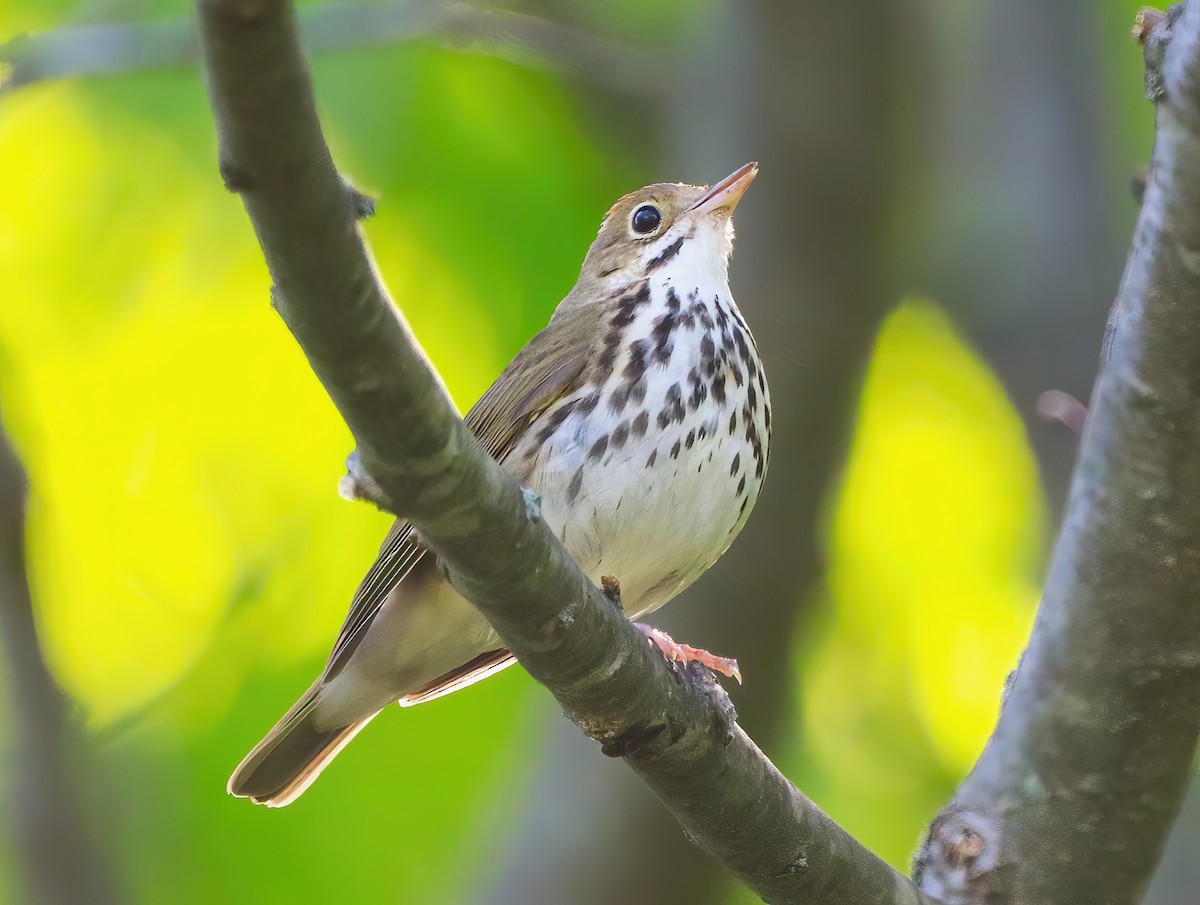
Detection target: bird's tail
<box><xmin>227</xmin><ymin>680</ymin><xmax>377</xmax><ymax>808</ymax></box>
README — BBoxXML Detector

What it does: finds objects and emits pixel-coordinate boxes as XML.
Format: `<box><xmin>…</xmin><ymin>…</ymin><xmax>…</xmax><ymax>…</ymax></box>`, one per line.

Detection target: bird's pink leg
<box><xmin>634</xmin><ymin>624</ymin><xmax>742</xmax><ymax>684</ymax></box>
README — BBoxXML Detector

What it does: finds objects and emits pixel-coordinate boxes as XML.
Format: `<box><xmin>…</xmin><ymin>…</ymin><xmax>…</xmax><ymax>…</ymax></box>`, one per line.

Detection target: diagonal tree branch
<box><xmin>193</xmin><ymin>0</ymin><xmax>928</xmax><ymax>902</ymax></box>
<box><xmin>0</xmin><ymin>413</ymin><xmax>121</xmax><ymax>905</ymax></box>
<box><xmin>916</xmin><ymin>4</ymin><xmax>1200</xmax><ymax>903</ymax></box>
<box><xmin>0</xmin><ymin>1</ymin><xmax>667</xmax><ymax>97</ymax></box>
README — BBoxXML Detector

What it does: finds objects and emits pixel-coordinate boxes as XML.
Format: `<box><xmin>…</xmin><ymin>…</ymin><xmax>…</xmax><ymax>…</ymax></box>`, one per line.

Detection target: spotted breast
<box><xmin>518</xmin><ymin>230</ymin><xmax>771</xmax><ymax>620</ymax></box>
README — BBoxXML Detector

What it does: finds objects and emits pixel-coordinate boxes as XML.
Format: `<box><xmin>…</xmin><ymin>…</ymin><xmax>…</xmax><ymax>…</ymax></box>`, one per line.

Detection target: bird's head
<box><xmin>569</xmin><ymin>163</ymin><xmax>758</xmax><ymax>303</ymax></box>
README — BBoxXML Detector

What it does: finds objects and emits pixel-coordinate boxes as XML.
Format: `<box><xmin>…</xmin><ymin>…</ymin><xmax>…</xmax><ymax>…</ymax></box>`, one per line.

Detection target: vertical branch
<box><xmin>917</xmin><ymin>5</ymin><xmax>1200</xmax><ymax>902</ymax></box>
<box><xmin>0</xmin><ymin>414</ymin><xmax>120</xmax><ymax>905</ymax></box>
<box><xmin>913</xmin><ymin>0</ymin><xmax>1125</xmax><ymax>518</ymax></box>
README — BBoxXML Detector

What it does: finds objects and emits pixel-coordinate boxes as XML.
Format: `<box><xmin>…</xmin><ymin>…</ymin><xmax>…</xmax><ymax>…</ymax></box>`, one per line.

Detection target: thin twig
<box><xmin>0</xmin><ymin>0</ymin><xmax>668</xmax><ymax>97</ymax></box>
<box><xmin>1035</xmin><ymin>388</ymin><xmax>1088</xmax><ymax>436</ymax></box>
<box><xmin>193</xmin><ymin>1</ymin><xmax>928</xmax><ymax>901</ymax></box>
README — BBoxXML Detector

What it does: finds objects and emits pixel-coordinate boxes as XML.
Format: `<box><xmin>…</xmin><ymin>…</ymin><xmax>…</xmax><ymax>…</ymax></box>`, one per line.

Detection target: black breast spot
<box><xmin>535</xmin><ymin>397</ymin><xmax>578</xmax><ymax>445</ymax></box>
<box><xmin>658</xmin><ymin>383</ymin><xmax>685</xmax><ymax>427</ymax></box>
<box><xmin>700</xmin><ymin>334</ymin><xmax>717</xmax><ymax>376</ymax></box>
<box><xmin>652</xmin><ymin>290</ymin><xmax>683</xmax><ymax>364</ymax></box>
<box><xmin>567</xmin><ymin>466</ymin><xmax>585</xmax><ymax>502</ymax></box>
<box><xmin>631</xmin><ymin>410</ymin><xmax>649</xmax><ymax>438</ymax></box>
<box><xmin>588</xmin><ymin>435</ymin><xmax>609</xmax><ymax>461</ymax></box>
<box><xmin>645</xmin><ymin>235</ymin><xmax>685</xmax><ymax>273</ymax></box>
<box><xmin>611</xmin><ymin>420</ymin><xmax>631</xmax><ymax>449</ymax></box>
<box><xmin>711</xmin><ymin>373</ymin><xmax>726</xmax><ymax>406</ymax></box>
<box><xmin>578</xmin><ymin>392</ymin><xmax>600</xmax><ymax>415</ymax></box>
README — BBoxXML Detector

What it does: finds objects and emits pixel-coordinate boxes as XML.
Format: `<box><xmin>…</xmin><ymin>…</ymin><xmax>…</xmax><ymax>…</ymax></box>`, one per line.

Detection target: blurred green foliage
<box><xmin>0</xmin><ymin>1</ymin><xmax>1155</xmax><ymax>902</ymax></box>
<box><xmin>791</xmin><ymin>300</ymin><xmax>1043</xmax><ymax>867</ymax></box>
<box><xmin>0</xmin><ymin>27</ymin><xmax>636</xmax><ymax>903</ymax></box>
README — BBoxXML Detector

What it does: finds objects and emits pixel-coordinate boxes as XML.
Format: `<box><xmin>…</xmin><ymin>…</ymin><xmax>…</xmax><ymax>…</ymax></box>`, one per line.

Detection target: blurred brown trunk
<box><xmin>0</xmin><ymin>421</ymin><xmax>121</xmax><ymax>905</ymax></box>
<box><xmin>476</xmin><ymin>1</ymin><xmax>913</xmax><ymax>901</ymax></box>
<box><xmin>910</xmin><ymin>0</ymin><xmax>1127</xmax><ymax>518</ymax></box>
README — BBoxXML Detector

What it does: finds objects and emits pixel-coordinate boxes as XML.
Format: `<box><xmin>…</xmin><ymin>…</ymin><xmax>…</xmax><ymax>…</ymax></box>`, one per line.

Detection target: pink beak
<box><xmin>687</xmin><ymin>162</ymin><xmax>759</xmax><ymax>215</ymax></box>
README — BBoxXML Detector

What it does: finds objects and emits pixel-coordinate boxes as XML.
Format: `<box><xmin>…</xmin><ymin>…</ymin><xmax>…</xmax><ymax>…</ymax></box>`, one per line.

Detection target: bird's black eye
<box><xmin>631</xmin><ymin>204</ymin><xmax>662</xmax><ymax>235</ymax></box>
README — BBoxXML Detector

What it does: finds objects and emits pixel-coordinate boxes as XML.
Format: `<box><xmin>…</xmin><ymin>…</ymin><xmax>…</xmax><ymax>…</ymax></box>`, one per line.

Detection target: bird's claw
<box><xmin>635</xmin><ymin>624</ymin><xmax>742</xmax><ymax>684</ymax></box>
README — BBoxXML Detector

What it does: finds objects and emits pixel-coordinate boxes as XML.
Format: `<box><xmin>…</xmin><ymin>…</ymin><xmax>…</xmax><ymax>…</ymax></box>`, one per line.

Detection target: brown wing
<box><xmin>397</xmin><ymin>649</ymin><xmax>518</xmax><ymax>706</ymax></box>
<box><xmin>323</xmin><ymin>520</ymin><xmax>425</xmax><ymax>679</ymax></box>
<box><xmin>466</xmin><ymin>302</ymin><xmax>602</xmax><ymax>467</ymax></box>
<box><xmin>323</xmin><ymin>304</ymin><xmax>601</xmax><ymax>680</ymax></box>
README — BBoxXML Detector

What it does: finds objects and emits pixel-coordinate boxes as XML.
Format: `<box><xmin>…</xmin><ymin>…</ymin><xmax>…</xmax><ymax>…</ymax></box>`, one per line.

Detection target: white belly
<box><xmin>515</xmin><ymin>280</ymin><xmax>769</xmax><ymax>618</ymax></box>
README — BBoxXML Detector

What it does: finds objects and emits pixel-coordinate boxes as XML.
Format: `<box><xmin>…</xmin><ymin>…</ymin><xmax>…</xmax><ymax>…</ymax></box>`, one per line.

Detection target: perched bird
<box><xmin>229</xmin><ymin>163</ymin><xmax>771</xmax><ymax>806</ymax></box>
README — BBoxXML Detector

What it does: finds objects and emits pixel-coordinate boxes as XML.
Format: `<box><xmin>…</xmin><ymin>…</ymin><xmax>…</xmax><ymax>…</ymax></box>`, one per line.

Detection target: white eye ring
<box><xmin>630</xmin><ymin>204</ymin><xmax>663</xmax><ymax>237</ymax></box>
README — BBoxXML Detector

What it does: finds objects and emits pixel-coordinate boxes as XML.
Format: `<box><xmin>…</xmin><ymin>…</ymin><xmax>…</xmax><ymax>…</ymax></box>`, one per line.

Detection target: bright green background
<box><xmin>0</xmin><ymin>1</ymin><xmax>1172</xmax><ymax>902</ymax></box>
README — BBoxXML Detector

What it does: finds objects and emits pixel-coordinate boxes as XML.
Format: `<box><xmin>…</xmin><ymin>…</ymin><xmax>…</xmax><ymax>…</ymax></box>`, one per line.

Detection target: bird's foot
<box><xmin>635</xmin><ymin>624</ymin><xmax>742</xmax><ymax>685</ymax></box>
<box><xmin>600</xmin><ymin>573</ymin><xmax>624</xmax><ymax>611</ymax></box>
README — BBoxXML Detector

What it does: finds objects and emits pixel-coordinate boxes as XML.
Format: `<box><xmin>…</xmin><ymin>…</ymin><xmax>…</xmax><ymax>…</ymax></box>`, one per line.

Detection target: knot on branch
<box><xmin>218</xmin><ymin>157</ymin><xmax>257</xmax><ymax>193</ymax></box>
<box><xmin>912</xmin><ymin>807</ymin><xmax>999</xmax><ymax>904</ymax></box>
<box><xmin>1132</xmin><ymin>166</ymin><xmax>1150</xmax><ymax>205</ymax></box>
<box><xmin>598</xmin><ymin>722</ymin><xmax>667</xmax><ymax>758</ymax></box>
<box><xmin>1137</xmin><ymin>4</ymin><xmax>1186</xmax><ymax>101</ymax></box>
<box><xmin>344</xmin><ymin>180</ymin><xmax>376</xmax><ymax>220</ymax></box>
<box><xmin>589</xmin><ymin>658</ymin><xmax>738</xmax><ymax>758</ymax></box>
<box><xmin>599</xmin><ymin>572</ymin><xmax>624</xmax><ymax>611</ymax></box>
<box><xmin>520</xmin><ymin>486</ymin><xmax>543</xmax><ymax>522</ymax></box>
<box><xmin>338</xmin><ymin>449</ymin><xmax>397</xmax><ymax>513</ymax></box>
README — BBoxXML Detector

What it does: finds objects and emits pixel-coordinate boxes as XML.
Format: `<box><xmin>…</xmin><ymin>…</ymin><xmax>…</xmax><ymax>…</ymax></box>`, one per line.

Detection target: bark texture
<box><xmin>916</xmin><ymin>6</ymin><xmax>1200</xmax><ymax>903</ymax></box>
